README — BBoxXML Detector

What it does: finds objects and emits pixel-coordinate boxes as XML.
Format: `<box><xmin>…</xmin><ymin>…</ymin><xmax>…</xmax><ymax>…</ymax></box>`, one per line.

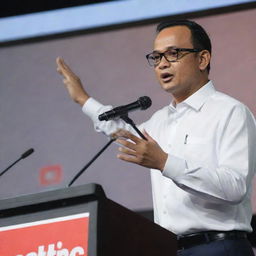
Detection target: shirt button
<box><xmin>163</xmin><ymin>210</ymin><xmax>167</xmax><ymax>215</ymax></box>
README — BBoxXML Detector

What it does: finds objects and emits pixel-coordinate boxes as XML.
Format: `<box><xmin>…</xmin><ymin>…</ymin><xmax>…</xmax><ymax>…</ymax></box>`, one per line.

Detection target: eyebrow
<box><xmin>152</xmin><ymin>46</ymin><xmax>178</xmax><ymax>54</ymax></box>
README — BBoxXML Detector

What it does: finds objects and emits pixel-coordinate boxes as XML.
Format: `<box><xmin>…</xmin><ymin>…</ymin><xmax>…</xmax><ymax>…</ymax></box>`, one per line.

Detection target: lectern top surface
<box><xmin>0</xmin><ymin>183</ymin><xmax>105</xmax><ymax>211</ymax></box>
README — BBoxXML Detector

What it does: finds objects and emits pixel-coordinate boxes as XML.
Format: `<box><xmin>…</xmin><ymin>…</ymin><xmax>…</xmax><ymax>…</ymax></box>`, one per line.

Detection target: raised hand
<box><xmin>56</xmin><ymin>57</ymin><xmax>89</xmax><ymax>106</ymax></box>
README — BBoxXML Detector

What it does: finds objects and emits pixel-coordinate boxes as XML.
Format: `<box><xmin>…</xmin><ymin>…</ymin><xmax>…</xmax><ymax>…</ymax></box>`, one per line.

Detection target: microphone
<box><xmin>0</xmin><ymin>148</ymin><xmax>34</xmax><ymax>177</ymax></box>
<box><xmin>98</xmin><ymin>96</ymin><xmax>152</xmax><ymax>121</ymax></box>
<box><xmin>21</xmin><ymin>148</ymin><xmax>34</xmax><ymax>159</ymax></box>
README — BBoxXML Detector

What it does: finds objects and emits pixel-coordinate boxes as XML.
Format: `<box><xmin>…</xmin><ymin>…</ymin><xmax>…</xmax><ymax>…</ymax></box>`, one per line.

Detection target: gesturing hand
<box><xmin>113</xmin><ymin>129</ymin><xmax>168</xmax><ymax>171</ymax></box>
<box><xmin>56</xmin><ymin>57</ymin><xmax>89</xmax><ymax>106</ymax></box>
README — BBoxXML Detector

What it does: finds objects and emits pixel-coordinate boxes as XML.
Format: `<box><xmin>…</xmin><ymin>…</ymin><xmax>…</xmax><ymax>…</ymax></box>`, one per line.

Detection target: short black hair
<box><xmin>156</xmin><ymin>20</ymin><xmax>212</xmax><ymax>72</ymax></box>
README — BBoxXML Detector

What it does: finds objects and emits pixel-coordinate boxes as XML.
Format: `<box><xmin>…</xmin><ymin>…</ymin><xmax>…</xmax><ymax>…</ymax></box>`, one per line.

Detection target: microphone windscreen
<box><xmin>21</xmin><ymin>148</ymin><xmax>34</xmax><ymax>159</ymax></box>
<box><xmin>138</xmin><ymin>96</ymin><xmax>152</xmax><ymax>110</ymax></box>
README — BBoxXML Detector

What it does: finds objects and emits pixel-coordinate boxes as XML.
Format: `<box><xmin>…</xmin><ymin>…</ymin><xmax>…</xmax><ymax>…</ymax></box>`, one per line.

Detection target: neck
<box><xmin>172</xmin><ymin>78</ymin><xmax>209</xmax><ymax>104</ymax></box>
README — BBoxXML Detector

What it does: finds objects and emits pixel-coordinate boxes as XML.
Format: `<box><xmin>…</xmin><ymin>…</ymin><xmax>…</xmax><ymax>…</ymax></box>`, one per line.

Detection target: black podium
<box><xmin>0</xmin><ymin>184</ymin><xmax>177</xmax><ymax>256</ymax></box>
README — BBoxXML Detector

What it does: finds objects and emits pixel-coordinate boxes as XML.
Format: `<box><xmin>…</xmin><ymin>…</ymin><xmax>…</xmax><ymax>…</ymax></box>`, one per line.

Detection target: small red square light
<box><xmin>39</xmin><ymin>165</ymin><xmax>62</xmax><ymax>186</ymax></box>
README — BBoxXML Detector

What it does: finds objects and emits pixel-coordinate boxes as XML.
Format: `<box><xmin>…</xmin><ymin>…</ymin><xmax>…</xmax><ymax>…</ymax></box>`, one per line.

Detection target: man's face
<box><xmin>153</xmin><ymin>26</ymin><xmax>205</xmax><ymax>102</ymax></box>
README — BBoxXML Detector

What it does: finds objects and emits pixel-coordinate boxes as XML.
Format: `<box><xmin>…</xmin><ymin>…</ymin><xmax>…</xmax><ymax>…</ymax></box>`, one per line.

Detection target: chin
<box><xmin>160</xmin><ymin>82</ymin><xmax>178</xmax><ymax>93</ymax></box>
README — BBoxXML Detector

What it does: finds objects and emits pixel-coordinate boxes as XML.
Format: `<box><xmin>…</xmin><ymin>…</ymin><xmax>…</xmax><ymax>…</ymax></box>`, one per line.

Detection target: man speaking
<box><xmin>56</xmin><ymin>20</ymin><xmax>256</xmax><ymax>256</ymax></box>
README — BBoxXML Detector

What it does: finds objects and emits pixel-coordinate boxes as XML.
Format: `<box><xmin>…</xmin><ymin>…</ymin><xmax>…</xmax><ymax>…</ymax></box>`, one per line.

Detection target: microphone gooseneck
<box><xmin>0</xmin><ymin>148</ymin><xmax>35</xmax><ymax>177</ymax></box>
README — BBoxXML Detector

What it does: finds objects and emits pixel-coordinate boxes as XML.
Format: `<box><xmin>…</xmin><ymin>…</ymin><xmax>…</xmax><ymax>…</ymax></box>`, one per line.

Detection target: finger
<box><xmin>56</xmin><ymin>57</ymin><xmax>68</xmax><ymax>75</ymax></box>
<box><xmin>56</xmin><ymin>57</ymin><xmax>65</xmax><ymax>67</ymax></box>
<box><xmin>56</xmin><ymin>56</ymin><xmax>62</xmax><ymax>65</ymax></box>
<box><xmin>56</xmin><ymin>57</ymin><xmax>74</xmax><ymax>76</ymax></box>
<box><xmin>56</xmin><ymin>57</ymin><xmax>66</xmax><ymax>70</ymax></box>
<box><xmin>117</xmin><ymin>154</ymin><xmax>138</xmax><ymax>164</ymax></box>
<box><xmin>63</xmin><ymin>78</ymin><xmax>69</xmax><ymax>85</ymax></box>
<box><xmin>118</xmin><ymin>146</ymin><xmax>136</xmax><ymax>156</ymax></box>
<box><xmin>115</xmin><ymin>130</ymin><xmax>142</xmax><ymax>144</ymax></box>
<box><xmin>116</xmin><ymin>139</ymin><xmax>137</xmax><ymax>151</ymax></box>
<box><xmin>111</xmin><ymin>128</ymin><xmax>125</xmax><ymax>139</ymax></box>
<box><xmin>59</xmin><ymin>58</ymin><xmax>70</xmax><ymax>71</ymax></box>
<box><xmin>111</xmin><ymin>128</ymin><xmax>131</xmax><ymax>138</ymax></box>
<box><xmin>57</xmin><ymin>67</ymin><xmax>63</xmax><ymax>75</ymax></box>
<box><xmin>142</xmin><ymin>129</ymin><xmax>155</xmax><ymax>142</ymax></box>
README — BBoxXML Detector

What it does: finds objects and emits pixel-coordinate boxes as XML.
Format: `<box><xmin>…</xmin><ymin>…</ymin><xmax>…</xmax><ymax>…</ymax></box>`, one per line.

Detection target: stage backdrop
<box><xmin>0</xmin><ymin>8</ymin><xmax>255</xmax><ymax>213</ymax></box>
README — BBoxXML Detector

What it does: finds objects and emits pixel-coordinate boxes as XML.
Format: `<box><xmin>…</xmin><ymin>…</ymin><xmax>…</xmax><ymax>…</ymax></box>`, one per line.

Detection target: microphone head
<box><xmin>138</xmin><ymin>96</ymin><xmax>152</xmax><ymax>110</ymax></box>
<box><xmin>21</xmin><ymin>148</ymin><xmax>34</xmax><ymax>159</ymax></box>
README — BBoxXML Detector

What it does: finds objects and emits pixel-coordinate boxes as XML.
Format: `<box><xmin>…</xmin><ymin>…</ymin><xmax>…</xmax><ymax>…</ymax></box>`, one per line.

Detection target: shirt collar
<box><xmin>169</xmin><ymin>80</ymin><xmax>216</xmax><ymax>112</ymax></box>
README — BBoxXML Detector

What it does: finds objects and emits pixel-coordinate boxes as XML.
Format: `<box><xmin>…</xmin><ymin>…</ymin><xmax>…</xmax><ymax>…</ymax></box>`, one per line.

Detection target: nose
<box><xmin>158</xmin><ymin>55</ymin><xmax>171</xmax><ymax>69</ymax></box>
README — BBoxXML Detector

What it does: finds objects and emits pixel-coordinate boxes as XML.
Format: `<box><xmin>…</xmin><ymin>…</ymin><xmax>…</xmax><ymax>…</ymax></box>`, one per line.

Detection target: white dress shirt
<box><xmin>82</xmin><ymin>81</ymin><xmax>256</xmax><ymax>235</ymax></box>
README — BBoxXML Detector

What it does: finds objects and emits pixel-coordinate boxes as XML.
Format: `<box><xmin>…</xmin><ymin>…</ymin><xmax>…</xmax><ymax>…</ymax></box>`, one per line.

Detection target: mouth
<box><xmin>160</xmin><ymin>72</ymin><xmax>173</xmax><ymax>83</ymax></box>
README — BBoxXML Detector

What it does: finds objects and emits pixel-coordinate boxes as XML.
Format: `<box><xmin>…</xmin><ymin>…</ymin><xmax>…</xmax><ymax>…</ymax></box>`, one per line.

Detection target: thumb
<box><xmin>142</xmin><ymin>129</ymin><xmax>155</xmax><ymax>142</ymax></box>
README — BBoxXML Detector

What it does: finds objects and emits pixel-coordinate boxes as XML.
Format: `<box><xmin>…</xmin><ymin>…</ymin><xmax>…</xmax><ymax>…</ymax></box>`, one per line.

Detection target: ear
<box><xmin>198</xmin><ymin>50</ymin><xmax>211</xmax><ymax>72</ymax></box>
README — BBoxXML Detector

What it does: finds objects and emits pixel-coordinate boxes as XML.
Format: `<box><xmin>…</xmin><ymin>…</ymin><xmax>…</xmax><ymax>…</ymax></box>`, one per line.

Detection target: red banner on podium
<box><xmin>0</xmin><ymin>212</ymin><xmax>89</xmax><ymax>256</ymax></box>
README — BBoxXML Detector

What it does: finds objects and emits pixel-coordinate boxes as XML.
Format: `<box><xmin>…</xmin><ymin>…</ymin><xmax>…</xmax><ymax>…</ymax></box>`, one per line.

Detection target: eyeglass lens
<box><xmin>147</xmin><ymin>49</ymin><xmax>179</xmax><ymax>66</ymax></box>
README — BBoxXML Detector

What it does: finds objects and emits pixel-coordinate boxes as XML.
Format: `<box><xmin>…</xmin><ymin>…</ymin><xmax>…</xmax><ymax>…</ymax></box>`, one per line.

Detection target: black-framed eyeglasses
<box><xmin>146</xmin><ymin>47</ymin><xmax>202</xmax><ymax>66</ymax></box>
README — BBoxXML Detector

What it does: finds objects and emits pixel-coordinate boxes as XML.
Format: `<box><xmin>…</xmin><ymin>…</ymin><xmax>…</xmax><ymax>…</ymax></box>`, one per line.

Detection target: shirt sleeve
<box><xmin>162</xmin><ymin>104</ymin><xmax>256</xmax><ymax>205</ymax></box>
<box><xmin>82</xmin><ymin>97</ymin><xmax>142</xmax><ymax>136</ymax></box>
